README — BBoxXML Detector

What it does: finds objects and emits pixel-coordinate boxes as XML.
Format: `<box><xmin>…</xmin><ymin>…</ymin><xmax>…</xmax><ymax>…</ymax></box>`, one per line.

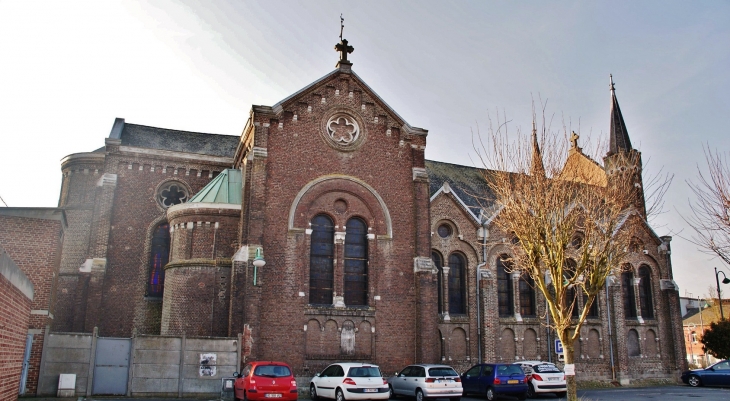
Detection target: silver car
<box><xmin>388</xmin><ymin>364</ymin><xmax>462</xmax><ymax>401</ymax></box>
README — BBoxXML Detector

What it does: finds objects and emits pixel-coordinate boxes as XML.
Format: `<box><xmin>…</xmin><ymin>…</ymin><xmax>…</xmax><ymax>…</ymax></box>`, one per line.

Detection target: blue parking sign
<box><xmin>555</xmin><ymin>339</ymin><xmax>563</xmax><ymax>353</ymax></box>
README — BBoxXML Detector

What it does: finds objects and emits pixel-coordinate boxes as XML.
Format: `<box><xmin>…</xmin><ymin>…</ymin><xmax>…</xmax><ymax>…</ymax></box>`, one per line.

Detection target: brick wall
<box><xmin>0</xmin><ymin>248</ymin><xmax>33</xmax><ymax>401</ymax></box>
<box><xmin>0</xmin><ymin>211</ymin><xmax>64</xmax><ymax>395</ymax></box>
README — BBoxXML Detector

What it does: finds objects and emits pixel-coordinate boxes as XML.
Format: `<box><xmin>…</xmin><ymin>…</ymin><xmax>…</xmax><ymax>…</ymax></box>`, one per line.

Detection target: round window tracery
<box><xmin>158</xmin><ymin>182</ymin><xmax>188</xmax><ymax>208</ymax></box>
<box><xmin>327</xmin><ymin>114</ymin><xmax>360</xmax><ymax>145</ymax></box>
<box><xmin>437</xmin><ymin>224</ymin><xmax>453</xmax><ymax>238</ymax></box>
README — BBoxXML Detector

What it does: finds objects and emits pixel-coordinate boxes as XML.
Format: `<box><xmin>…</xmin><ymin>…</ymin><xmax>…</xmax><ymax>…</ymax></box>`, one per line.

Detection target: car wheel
<box><xmin>555</xmin><ymin>391</ymin><xmax>567</xmax><ymax>399</ymax></box>
<box><xmin>310</xmin><ymin>384</ymin><xmax>318</xmax><ymax>401</ymax></box>
<box><xmin>415</xmin><ymin>389</ymin><xmax>424</xmax><ymax>401</ymax></box>
<box><xmin>517</xmin><ymin>392</ymin><xmax>527</xmax><ymax>400</ymax></box>
<box><xmin>485</xmin><ymin>387</ymin><xmax>495</xmax><ymax>401</ymax></box>
<box><xmin>449</xmin><ymin>397</ymin><xmax>461</xmax><ymax>401</ymax></box>
<box><xmin>688</xmin><ymin>375</ymin><xmax>702</xmax><ymax>387</ymax></box>
<box><xmin>243</xmin><ymin>390</ymin><xmax>248</xmax><ymax>401</ymax></box>
<box><xmin>336</xmin><ymin>389</ymin><xmax>345</xmax><ymax>401</ymax></box>
<box><xmin>389</xmin><ymin>385</ymin><xmax>397</xmax><ymax>399</ymax></box>
<box><xmin>526</xmin><ymin>383</ymin><xmax>535</xmax><ymax>398</ymax></box>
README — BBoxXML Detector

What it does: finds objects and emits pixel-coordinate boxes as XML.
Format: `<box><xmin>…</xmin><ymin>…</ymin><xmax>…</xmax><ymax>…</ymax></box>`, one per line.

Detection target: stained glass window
<box><xmin>432</xmin><ymin>251</ymin><xmax>444</xmax><ymax>314</ymax></box>
<box><xmin>519</xmin><ymin>274</ymin><xmax>536</xmax><ymax>317</ymax></box>
<box><xmin>344</xmin><ymin>218</ymin><xmax>368</xmax><ymax>306</ymax></box>
<box><xmin>309</xmin><ymin>215</ymin><xmax>334</xmax><ymax>305</ymax></box>
<box><xmin>148</xmin><ymin>223</ymin><xmax>170</xmax><ymax>297</ymax></box>
<box><xmin>497</xmin><ymin>255</ymin><xmax>513</xmax><ymax>317</ymax></box>
<box><xmin>448</xmin><ymin>253</ymin><xmax>466</xmax><ymax>315</ymax></box>
<box><xmin>622</xmin><ymin>269</ymin><xmax>637</xmax><ymax>318</ymax></box>
<box><xmin>638</xmin><ymin>265</ymin><xmax>654</xmax><ymax>319</ymax></box>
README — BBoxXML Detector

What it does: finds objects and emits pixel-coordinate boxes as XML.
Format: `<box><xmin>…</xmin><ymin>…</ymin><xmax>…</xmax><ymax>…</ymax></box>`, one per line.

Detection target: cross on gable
<box><xmin>335</xmin><ymin>39</ymin><xmax>354</xmax><ymax>62</ymax></box>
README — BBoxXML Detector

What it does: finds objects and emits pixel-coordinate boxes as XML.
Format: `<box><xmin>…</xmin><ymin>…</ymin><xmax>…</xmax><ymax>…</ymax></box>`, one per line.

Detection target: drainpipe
<box><xmin>605</xmin><ymin>278</ymin><xmax>616</xmax><ymax>382</ymax></box>
<box><xmin>476</xmin><ymin>218</ymin><xmax>489</xmax><ymax>363</ymax></box>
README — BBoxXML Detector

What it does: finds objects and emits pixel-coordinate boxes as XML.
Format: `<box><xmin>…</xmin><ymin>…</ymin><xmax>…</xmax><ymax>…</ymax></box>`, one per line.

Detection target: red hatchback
<box><xmin>234</xmin><ymin>361</ymin><xmax>298</xmax><ymax>401</ymax></box>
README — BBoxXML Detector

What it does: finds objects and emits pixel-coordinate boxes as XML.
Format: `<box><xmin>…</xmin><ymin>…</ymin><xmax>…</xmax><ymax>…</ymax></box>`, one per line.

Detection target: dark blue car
<box><xmin>681</xmin><ymin>360</ymin><xmax>730</xmax><ymax>387</ymax></box>
<box><xmin>461</xmin><ymin>363</ymin><xmax>527</xmax><ymax>400</ymax></box>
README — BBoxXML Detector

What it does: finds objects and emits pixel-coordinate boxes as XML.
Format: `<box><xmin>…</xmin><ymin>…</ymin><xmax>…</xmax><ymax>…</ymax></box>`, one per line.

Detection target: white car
<box><xmin>310</xmin><ymin>362</ymin><xmax>390</xmax><ymax>401</ymax></box>
<box><xmin>517</xmin><ymin>361</ymin><xmax>566</xmax><ymax>398</ymax></box>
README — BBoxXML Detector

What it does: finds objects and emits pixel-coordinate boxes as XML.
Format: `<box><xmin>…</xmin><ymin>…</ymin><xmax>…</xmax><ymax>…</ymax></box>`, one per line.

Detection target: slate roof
<box><xmin>608</xmin><ymin>75</ymin><xmax>632</xmax><ymax>156</ymax></box>
<box><xmin>425</xmin><ymin>160</ymin><xmax>496</xmax><ymax>217</ymax></box>
<box><xmin>120</xmin><ymin>123</ymin><xmax>239</xmax><ymax>158</ymax></box>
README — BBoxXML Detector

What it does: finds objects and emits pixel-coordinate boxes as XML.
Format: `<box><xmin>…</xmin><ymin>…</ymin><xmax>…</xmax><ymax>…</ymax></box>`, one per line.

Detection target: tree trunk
<box><xmin>558</xmin><ymin>330</ymin><xmax>578</xmax><ymax>401</ymax></box>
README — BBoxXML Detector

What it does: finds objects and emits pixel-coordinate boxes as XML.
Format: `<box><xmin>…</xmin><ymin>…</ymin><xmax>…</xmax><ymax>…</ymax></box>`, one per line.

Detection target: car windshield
<box><xmin>428</xmin><ymin>367</ymin><xmax>459</xmax><ymax>377</ymax></box>
<box><xmin>497</xmin><ymin>365</ymin><xmax>524</xmax><ymax>376</ymax></box>
<box><xmin>348</xmin><ymin>366</ymin><xmax>382</xmax><ymax>378</ymax></box>
<box><xmin>533</xmin><ymin>364</ymin><xmax>561</xmax><ymax>373</ymax></box>
<box><xmin>254</xmin><ymin>365</ymin><xmax>291</xmax><ymax>377</ymax></box>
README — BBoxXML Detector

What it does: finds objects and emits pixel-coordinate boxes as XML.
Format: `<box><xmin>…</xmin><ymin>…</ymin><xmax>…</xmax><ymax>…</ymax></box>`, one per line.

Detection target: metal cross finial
<box><xmin>570</xmin><ymin>131</ymin><xmax>580</xmax><ymax>149</ymax></box>
<box><xmin>610</xmin><ymin>74</ymin><xmax>616</xmax><ymax>92</ymax></box>
<box><xmin>340</xmin><ymin>14</ymin><xmax>344</xmax><ymax>41</ymax></box>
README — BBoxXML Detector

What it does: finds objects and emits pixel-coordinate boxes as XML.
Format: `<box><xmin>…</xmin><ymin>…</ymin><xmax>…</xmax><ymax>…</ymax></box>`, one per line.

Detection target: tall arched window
<box><xmin>622</xmin><ymin>268</ymin><xmax>637</xmax><ymax>318</ymax></box>
<box><xmin>344</xmin><ymin>218</ymin><xmax>368</xmax><ymax>306</ymax></box>
<box><xmin>519</xmin><ymin>274</ymin><xmax>536</xmax><ymax>317</ymax></box>
<box><xmin>584</xmin><ymin>293</ymin><xmax>599</xmax><ymax>318</ymax></box>
<box><xmin>432</xmin><ymin>251</ymin><xmax>444</xmax><ymax>314</ymax></box>
<box><xmin>638</xmin><ymin>265</ymin><xmax>654</xmax><ymax>319</ymax></box>
<box><xmin>309</xmin><ymin>215</ymin><xmax>334</xmax><ymax>305</ymax></box>
<box><xmin>497</xmin><ymin>255</ymin><xmax>513</xmax><ymax>317</ymax></box>
<box><xmin>148</xmin><ymin>222</ymin><xmax>170</xmax><ymax>297</ymax></box>
<box><xmin>564</xmin><ymin>259</ymin><xmax>579</xmax><ymax>317</ymax></box>
<box><xmin>448</xmin><ymin>253</ymin><xmax>466</xmax><ymax>315</ymax></box>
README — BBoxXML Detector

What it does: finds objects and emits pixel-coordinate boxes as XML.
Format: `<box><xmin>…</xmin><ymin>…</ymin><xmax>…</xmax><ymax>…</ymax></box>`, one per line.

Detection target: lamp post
<box><xmin>715</xmin><ymin>267</ymin><xmax>730</xmax><ymax>320</ymax></box>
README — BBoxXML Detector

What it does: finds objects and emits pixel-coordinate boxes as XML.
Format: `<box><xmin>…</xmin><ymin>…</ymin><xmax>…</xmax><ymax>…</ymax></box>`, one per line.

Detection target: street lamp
<box><xmin>715</xmin><ymin>267</ymin><xmax>730</xmax><ymax>320</ymax></box>
<box><xmin>252</xmin><ymin>248</ymin><xmax>266</xmax><ymax>286</ymax></box>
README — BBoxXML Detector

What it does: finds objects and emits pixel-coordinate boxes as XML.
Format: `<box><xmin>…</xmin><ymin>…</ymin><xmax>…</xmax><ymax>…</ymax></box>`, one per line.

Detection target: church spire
<box><xmin>608</xmin><ymin>74</ymin><xmax>632</xmax><ymax>156</ymax></box>
<box><xmin>530</xmin><ymin>121</ymin><xmax>545</xmax><ymax>177</ymax></box>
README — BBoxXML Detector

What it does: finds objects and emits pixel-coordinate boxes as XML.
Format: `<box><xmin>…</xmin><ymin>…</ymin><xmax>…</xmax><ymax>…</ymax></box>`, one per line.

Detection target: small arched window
<box><xmin>519</xmin><ymin>274</ymin><xmax>536</xmax><ymax>317</ymax></box>
<box><xmin>638</xmin><ymin>265</ymin><xmax>654</xmax><ymax>319</ymax></box>
<box><xmin>344</xmin><ymin>218</ymin><xmax>368</xmax><ymax>306</ymax></box>
<box><xmin>432</xmin><ymin>251</ymin><xmax>444</xmax><ymax>314</ymax></box>
<box><xmin>148</xmin><ymin>222</ymin><xmax>170</xmax><ymax>297</ymax></box>
<box><xmin>309</xmin><ymin>214</ymin><xmax>335</xmax><ymax>305</ymax></box>
<box><xmin>448</xmin><ymin>253</ymin><xmax>466</xmax><ymax>315</ymax></box>
<box><xmin>622</xmin><ymin>268</ymin><xmax>637</xmax><ymax>318</ymax></box>
<box><xmin>497</xmin><ymin>255</ymin><xmax>513</xmax><ymax>317</ymax></box>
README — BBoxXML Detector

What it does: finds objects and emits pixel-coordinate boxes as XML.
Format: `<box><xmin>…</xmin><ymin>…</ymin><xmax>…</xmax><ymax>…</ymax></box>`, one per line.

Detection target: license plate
<box><xmin>549</xmin><ymin>377</ymin><xmax>559</xmax><ymax>381</ymax></box>
<box><xmin>507</xmin><ymin>380</ymin><xmax>518</xmax><ymax>384</ymax></box>
<box><xmin>364</xmin><ymin>389</ymin><xmax>378</xmax><ymax>393</ymax></box>
<box><xmin>265</xmin><ymin>394</ymin><xmax>282</xmax><ymax>398</ymax></box>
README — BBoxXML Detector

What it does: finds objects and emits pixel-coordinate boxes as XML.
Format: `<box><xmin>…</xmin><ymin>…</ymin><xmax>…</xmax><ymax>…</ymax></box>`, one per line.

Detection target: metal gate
<box><xmin>92</xmin><ymin>337</ymin><xmax>131</xmax><ymax>395</ymax></box>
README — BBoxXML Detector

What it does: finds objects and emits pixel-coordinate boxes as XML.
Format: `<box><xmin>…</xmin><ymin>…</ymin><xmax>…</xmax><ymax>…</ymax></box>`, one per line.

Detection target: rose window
<box><xmin>327</xmin><ymin>114</ymin><xmax>359</xmax><ymax>145</ymax></box>
<box><xmin>159</xmin><ymin>182</ymin><xmax>188</xmax><ymax>208</ymax></box>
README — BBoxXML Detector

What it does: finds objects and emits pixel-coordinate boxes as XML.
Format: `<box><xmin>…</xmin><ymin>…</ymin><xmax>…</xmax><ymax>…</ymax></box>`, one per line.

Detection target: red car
<box><xmin>234</xmin><ymin>361</ymin><xmax>298</xmax><ymax>401</ymax></box>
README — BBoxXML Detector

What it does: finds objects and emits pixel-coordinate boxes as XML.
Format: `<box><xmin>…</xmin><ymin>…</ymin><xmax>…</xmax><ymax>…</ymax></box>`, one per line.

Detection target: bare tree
<box><xmin>475</xmin><ymin>113</ymin><xmax>646</xmax><ymax>401</ymax></box>
<box><xmin>686</xmin><ymin>147</ymin><xmax>730</xmax><ymax>266</ymax></box>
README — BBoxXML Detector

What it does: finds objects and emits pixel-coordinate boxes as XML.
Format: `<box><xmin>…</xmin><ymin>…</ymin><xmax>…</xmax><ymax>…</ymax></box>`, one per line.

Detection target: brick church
<box><xmin>4</xmin><ymin>36</ymin><xmax>686</xmax><ymax>388</ymax></box>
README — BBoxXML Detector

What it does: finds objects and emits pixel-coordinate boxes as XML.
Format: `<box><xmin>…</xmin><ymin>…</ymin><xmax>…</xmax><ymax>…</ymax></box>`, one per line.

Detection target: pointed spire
<box><xmin>530</xmin><ymin>121</ymin><xmax>545</xmax><ymax>177</ymax></box>
<box><xmin>608</xmin><ymin>74</ymin><xmax>632</xmax><ymax>155</ymax></box>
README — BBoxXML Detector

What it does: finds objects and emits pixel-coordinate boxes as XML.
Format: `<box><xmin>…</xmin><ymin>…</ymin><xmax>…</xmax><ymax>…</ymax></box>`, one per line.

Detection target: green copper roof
<box><xmin>189</xmin><ymin>168</ymin><xmax>242</xmax><ymax>204</ymax></box>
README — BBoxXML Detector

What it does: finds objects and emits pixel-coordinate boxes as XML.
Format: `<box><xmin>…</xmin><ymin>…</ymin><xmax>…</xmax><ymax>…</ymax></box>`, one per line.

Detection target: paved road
<box><xmin>458</xmin><ymin>385</ymin><xmax>730</xmax><ymax>401</ymax></box>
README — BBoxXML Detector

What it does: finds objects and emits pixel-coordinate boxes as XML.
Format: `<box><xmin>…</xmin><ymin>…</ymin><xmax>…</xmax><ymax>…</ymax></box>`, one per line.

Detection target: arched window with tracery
<box><xmin>448</xmin><ymin>253</ymin><xmax>466</xmax><ymax>315</ymax></box>
<box><xmin>519</xmin><ymin>273</ymin><xmax>536</xmax><ymax>317</ymax></box>
<box><xmin>148</xmin><ymin>222</ymin><xmax>170</xmax><ymax>297</ymax></box>
<box><xmin>497</xmin><ymin>255</ymin><xmax>513</xmax><ymax>317</ymax></box>
<box><xmin>310</xmin><ymin>214</ymin><xmax>335</xmax><ymax>305</ymax></box>
<box><xmin>638</xmin><ymin>265</ymin><xmax>654</xmax><ymax>319</ymax></box>
<box><xmin>344</xmin><ymin>217</ymin><xmax>368</xmax><ymax>306</ymax></box>
<box><xmin>622</xmin><ymin>268</ymin><xmax>637</xmax><ymax>318</ymax></box>
<box><xmin>432</xmin><ymin>251</ymin><xmax>444</xmax><ymax>314</ymax></box>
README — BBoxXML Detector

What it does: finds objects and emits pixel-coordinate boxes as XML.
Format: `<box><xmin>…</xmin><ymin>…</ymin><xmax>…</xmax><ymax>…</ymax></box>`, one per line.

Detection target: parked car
<box><xmin>681</xmin><ymin>360</ymin><xmax>730</xmax><ymax>387</ymax></box>
<box><xmin>310</xmin><ymin>362</ymin><xmax>390</xmax><ymax>401</ymax></box>
<box><xmin>387</xmin><ymin>364</ymin><xmax>462</xmax><ymax>401</ymax></box>
<box><xmin>233</xmin><ymin>361</ymin><xmax>298</xmax><ymax>401</ymax></box>
<box><xmin>461</xmin><ymin>363</ymin><xmax>528</xmax><ymax>400</ymax></box>
<box><xmin>517</xmin><ymin>361</ymin><xmax>567</xmax><ymax>398</ymax></box>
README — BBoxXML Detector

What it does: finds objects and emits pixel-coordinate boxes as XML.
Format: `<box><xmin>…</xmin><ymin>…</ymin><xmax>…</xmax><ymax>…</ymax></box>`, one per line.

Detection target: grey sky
<box><xmin>1</xmin><ymin>0</ymin><xmax>728</xmax><ymax>298</ymax></box>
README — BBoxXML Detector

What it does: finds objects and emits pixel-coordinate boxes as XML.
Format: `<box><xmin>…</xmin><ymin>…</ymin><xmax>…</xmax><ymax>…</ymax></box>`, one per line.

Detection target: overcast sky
<box><xmin>1</xmin><ymin>0</ymin><xmax>729</xmax><ymax>298</ymax></box>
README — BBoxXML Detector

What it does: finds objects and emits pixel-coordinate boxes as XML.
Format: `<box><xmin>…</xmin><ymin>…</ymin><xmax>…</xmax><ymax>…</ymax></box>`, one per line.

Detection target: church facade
<box><xmin>48</xmin><ymin>41</ymin><xmax>686</xmax><ymax>384</ymax></box>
